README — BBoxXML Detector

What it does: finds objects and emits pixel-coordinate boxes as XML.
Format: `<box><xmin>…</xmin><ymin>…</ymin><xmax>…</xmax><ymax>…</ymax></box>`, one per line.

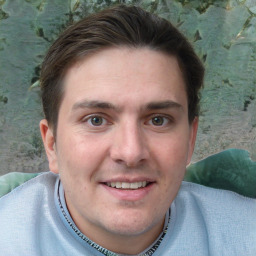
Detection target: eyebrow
<box><xmin>145</xmin><ymin>100</ymin><xmax>183</xmax><ymax>111</ymax></box>
<box><xmin>72</xmin><ymin>100</ymin><xmax>118</xmax><ymax>112</ymax></box>
<box><xmin>72</xmin><ymin>99</ymin><xmax>183</xmax><ymax>112</ymax></box>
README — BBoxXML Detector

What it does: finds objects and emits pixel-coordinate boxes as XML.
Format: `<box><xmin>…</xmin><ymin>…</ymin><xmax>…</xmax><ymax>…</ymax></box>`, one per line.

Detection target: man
<box><xmin>0</xmin><ymin>5</ymin><xmax>255</xmax><ymax>255</ymax></box>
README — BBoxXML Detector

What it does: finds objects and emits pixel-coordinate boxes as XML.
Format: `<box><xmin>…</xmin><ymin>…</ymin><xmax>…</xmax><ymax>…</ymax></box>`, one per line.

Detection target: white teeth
<box><xmin>106</xmin><ymin>181</ymin><xmax>148</xmax><ymax>189</ymax></box>
<box><xmin>115</xmin><ymin>182</ymin><xmax>122</xmax><ymax>188</ymax></box>
<box><xmin>130</xmin><ymin>182</ymin><xmax>141</xmax><ymax>189</ymax></box>
<box><xmin>122</xmin><ymin>182</ymin><xmax>130</xmax><ymax>189</ymax></box>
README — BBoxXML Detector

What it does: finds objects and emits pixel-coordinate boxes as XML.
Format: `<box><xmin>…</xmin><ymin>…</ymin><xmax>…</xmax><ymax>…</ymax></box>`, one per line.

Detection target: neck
<box><xmin>78</xmin><ymin>216</ymin><xmax>165</xmax><ymax>254</ymax></box>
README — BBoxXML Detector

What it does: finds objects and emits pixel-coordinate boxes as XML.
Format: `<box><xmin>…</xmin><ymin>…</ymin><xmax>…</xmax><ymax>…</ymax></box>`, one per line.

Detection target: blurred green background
<box><xmin>0</xmin><ymin>0</ymin><xmax>255</xmax><ymax>175</ymax></box>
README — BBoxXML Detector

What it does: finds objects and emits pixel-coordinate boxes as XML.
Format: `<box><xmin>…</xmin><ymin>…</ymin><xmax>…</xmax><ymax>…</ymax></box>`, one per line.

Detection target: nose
<box><xmin>110</xmin><ymin>121</ymin><xmax>149</xmax><ymax>167</ymax></box>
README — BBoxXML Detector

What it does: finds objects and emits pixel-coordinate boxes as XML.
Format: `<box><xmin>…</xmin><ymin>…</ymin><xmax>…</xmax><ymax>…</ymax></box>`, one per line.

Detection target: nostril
<box><xmin>110</xmin><ymin>127</ymin><xmax>149</xmax><ymax>161</ymax></box>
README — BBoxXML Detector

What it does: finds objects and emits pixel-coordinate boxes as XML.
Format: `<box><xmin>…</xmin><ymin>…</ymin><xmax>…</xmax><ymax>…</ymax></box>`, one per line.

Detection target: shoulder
<box><xmin>177</xmin><ymin>181</ymin><xmax>256</xmax><ymax>218</ymax></box>
<box><xmin>178</xmin><ymin>181</ymin><xmax>256</xmax><ymax>226</ymax></box>
<box><xmin>0</xmin><ymin>172</ymin><xmax>47</xmax><ymax>198</ymax></box>
<box><xmin>0</xmin><ymin>172</ymin><xmax>60</xmax><ymax>253</ymax></box>
<box><xmin>177</xmin><ymin>182</ymin><xmax>256</xmax><ymax>246</ymax></box>
<box><xmin>179</xmin><ymin>181</ymin><xmax>256</xmax><ymax>206</ymax></box>
<box><xmin>0</xmin><ymin>172</ymin><xmax>58</xmax><ymax>215</ymax></box>
<box><xmin>163</xmin><ymin>182</ymin><xmax>256</xmax><ymax>255</ymax></box>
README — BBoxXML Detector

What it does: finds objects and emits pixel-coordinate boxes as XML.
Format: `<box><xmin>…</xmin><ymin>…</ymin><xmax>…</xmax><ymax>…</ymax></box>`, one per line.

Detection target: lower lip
<box><xmin>101</xmin><ymin>183</ymin><xmax>155</xmax><ymax>201</ymax></box>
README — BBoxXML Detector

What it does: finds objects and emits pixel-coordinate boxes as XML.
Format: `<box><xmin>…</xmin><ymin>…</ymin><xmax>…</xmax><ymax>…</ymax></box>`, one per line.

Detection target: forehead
<box><xmin>61</xmin><ymin>47</ymin><xmax>187</xmax><ymax>111</ymax></box>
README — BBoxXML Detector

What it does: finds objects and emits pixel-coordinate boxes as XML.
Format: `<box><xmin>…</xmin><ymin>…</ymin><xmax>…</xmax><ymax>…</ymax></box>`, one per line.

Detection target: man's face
<box><xmin>41</xmin><ymin>47</ymin><xmax>197</xmax><ymax>252</ymax></box>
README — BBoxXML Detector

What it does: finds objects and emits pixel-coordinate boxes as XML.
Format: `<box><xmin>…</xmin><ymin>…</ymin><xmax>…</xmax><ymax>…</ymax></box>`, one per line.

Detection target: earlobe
<box><xmin>40</xmin><ymin>119</ymin><xmax>59</xmax><ymax>174</ymax></box>
<box><xmin>186</xmin><ymin>117</ymin><xmax>198</xmax><ymax>165</ymax></box>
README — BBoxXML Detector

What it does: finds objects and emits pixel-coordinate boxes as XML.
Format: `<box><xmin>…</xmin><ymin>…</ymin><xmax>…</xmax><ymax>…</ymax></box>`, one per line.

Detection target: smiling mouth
<box><xmin>105</xmin><ymin>181</ymin><xmax>151</xmax><ymax>190</ymax></box>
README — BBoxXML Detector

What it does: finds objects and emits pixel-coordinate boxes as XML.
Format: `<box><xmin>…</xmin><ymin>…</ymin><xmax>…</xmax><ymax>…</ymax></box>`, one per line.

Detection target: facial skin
<box><xmin>40</xmin><ymin>47</ymin><xmax>198</xmax><ymax>254</ymax></box>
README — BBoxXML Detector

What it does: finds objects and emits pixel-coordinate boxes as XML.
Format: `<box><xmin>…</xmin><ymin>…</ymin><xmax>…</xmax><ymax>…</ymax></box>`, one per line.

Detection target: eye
<box><xmin>151</xmin><ymin>116</ymin><xmax>165</xmax><ymax>126</ymax></box>
<box><xmin>87</xmin><ymin>115</ymin><xmax>106</xmax><ymax>126</ymax></box>
<box><xmin>149</xmin><ymin>116</ymin><xmax>170</xmax><ymax>126</ymax></box>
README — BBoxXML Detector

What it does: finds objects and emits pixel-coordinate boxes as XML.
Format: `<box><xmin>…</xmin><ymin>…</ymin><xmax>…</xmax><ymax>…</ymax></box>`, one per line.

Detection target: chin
<box><xmin>107</xmin><ymin>224</ymin><xmax>151</xmax><ymax>237</ymax></box>
<box><xmin>103</xmin><ymin>210</ymin><xmax>161</xmax><ymax>236</ymax></box>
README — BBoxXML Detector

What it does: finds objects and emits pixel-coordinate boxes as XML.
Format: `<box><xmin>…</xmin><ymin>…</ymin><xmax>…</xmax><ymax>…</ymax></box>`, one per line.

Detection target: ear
<box><xmin>40</xmin><ymin>119</ymin><xmax>59</xmax><ymax>174</ymax></box>
<box><xmin>186</xmin><ymin>117</ymin><xmax>198</xmax><ymax>165</ymax></box>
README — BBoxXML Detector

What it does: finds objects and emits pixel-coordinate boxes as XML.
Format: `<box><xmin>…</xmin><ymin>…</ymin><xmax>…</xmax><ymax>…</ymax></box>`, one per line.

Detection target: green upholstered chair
<box><xmin>185</xmin><ymin>148</ymin><xmax>256</xmax><ymax>198</ymax></box>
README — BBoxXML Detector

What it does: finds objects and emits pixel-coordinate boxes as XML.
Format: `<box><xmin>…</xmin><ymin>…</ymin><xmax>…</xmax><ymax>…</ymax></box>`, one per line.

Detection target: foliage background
<box><xmin>0</xmin><ymin>0</ymin><xmax>255</xmax><ymax>175</ymax></box>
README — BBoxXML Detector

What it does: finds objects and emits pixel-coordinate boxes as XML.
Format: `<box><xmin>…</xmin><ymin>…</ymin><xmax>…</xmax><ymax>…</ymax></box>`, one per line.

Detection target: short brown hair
<box><xmin>40</xmin><ymin>4</ymin><xmax>204</xmax><ymax>135</ymax></box>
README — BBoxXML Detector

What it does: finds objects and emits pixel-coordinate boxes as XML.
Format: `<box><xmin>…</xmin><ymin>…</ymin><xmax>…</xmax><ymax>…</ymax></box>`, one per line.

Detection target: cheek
<box><xmin>155</xmin><ymin>136</ymin><xmax>189</xmax><ymax>167</ymax></box>
<box><xmin>55</xmin><ymin>134</ymin><xmax>110</xmax><ymax>191</ymax></box>
<box><xmin>150</xmin><ymin>136</ymin><xmax>189</xmax><ymax>192</ymax></box>
<box><xmin>58</xmin><ymin>135</ymin><xmax>101</xmax><ymax>166</ymax></box>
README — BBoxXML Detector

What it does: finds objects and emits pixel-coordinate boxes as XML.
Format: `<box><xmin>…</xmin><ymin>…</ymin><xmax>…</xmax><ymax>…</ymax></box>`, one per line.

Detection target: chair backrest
<box><xmin>185</xmin><ymin>148</ymin><xmax>256</xmax><ymax>198</ymax></box>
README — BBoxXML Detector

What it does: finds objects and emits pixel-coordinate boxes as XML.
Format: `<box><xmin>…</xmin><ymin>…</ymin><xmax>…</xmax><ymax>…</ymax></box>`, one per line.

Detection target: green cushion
<box><xmin>185</xmin><ymin>148</ymin><xmax>256</xmax><ymax>198</ymax></box>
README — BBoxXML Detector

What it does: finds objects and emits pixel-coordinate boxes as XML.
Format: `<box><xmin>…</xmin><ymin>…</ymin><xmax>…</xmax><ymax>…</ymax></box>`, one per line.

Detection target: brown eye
<box><xmin>151</xmin><ymin>116</ymin><xmax>164</xmax><ymax>126</ymax></box>
<box><xmin>90</xmin><ymin>116</ymin><xmax>104</xmax><ymax>126</ymax></box>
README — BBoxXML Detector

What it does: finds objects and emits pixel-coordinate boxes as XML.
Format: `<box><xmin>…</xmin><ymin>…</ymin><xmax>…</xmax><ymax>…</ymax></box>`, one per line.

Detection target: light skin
<box><xmin>40</xmin><ymin>47</ymin><xmax>198</xmax><ymax>254</ymax></box>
